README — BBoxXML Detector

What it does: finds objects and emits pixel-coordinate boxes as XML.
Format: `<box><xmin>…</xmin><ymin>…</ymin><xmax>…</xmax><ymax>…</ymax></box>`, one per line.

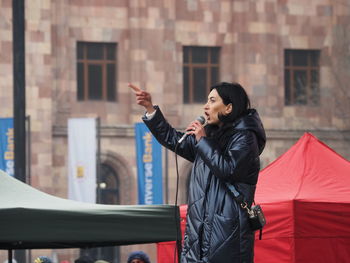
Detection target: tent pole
<box><xmin>165</xmin><ymin>149</ymin><xmax>169</xmax><ymax>204</ymax></box>
<box><xmin>96</xmin><ymin>117</ymin><xmax>101</xmax><ymax>204</ymax></box>
<box><xmin>8</xmin><ymin>249</ymin><xmax>13</xmax><ymax>263</ymax></box>
<box><xmin>26</xmin><ymin>115</ymin><xmax>31</xmax><ymax>185</ymax></box>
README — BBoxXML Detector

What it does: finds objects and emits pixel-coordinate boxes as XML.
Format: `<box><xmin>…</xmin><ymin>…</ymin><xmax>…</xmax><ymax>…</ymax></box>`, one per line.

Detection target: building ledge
<box><xmin>53</xmin><ymin>125</ymin><xmax>350</xmax><ymax>141</ymax></box>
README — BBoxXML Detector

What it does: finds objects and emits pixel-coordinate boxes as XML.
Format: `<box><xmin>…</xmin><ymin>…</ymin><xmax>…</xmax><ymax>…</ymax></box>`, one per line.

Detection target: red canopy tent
<box><xmin>254</xmin><ymin>133</ymin><xmax>350</xmax><ymax>263</ymax></box>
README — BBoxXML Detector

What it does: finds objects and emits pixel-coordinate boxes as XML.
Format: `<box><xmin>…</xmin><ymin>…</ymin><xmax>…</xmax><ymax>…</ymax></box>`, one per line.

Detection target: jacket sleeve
<box><xmin>142</xmin><ymin>106</ymin><xmax>197</xmax><ymax>162</ymax></box>
<box><xmin>196</xmin><ymin>130</ymin><xmax>260</xmax><ymax>183</ymax></box>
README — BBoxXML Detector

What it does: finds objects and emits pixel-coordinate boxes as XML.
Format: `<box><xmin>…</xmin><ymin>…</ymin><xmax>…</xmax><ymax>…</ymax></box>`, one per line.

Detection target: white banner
<box><xmin>68</xmin><ymin>118</ymin><xmax>96</xmax><ymax>203</ymax></box>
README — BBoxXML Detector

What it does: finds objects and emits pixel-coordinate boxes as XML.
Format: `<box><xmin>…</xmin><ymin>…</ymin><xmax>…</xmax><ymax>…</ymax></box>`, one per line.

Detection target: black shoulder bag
<box><xmin>224</xmin><ymin>182</ymin><xmax>266</xmax><ymax>240</ymax></box>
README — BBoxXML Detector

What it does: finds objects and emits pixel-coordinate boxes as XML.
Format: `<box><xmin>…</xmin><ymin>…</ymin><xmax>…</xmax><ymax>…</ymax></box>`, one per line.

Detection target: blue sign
<box><xmin>0</xmin><ymin>118</ymin><xmax>14</xmax><ymax>176</ymax></box>
<box><xmin>135</xmin><ymin>123</ymin><xmax>163</xmax><ymax>204</ymax></box>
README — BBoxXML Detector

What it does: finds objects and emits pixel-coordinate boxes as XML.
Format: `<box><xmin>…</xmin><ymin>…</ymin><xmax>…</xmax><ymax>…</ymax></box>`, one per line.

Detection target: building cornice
<box><xmin>53</xmin><ymin>125</ymin><xmax>350</xmax><ymax>141</ymax></box>
<box><xmin>53</xmin><ymin>125</ymin><xmax>135</xmax><ymax>138</ymax></box>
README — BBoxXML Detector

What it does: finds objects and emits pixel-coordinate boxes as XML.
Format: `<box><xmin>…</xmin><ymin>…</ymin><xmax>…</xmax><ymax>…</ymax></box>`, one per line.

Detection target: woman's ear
<box><xmin>225</xmin><ymin>103</ymin><xmax>233</xmax><ymax>115</ymax></box>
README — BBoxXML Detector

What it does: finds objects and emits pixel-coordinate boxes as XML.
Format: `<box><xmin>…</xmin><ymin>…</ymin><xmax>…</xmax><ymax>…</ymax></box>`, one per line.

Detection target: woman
<box><xmin>129</xmin><ymin>82</ymin><xmax>266</xmax><ymax>263</ymax></box>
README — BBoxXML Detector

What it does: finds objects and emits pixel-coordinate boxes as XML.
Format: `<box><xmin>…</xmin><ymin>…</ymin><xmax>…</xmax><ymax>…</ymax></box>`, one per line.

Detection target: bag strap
<box><xmin>259</xmin><ymin>228</ymin><xmax>262</xmax><ymax>240</ymax></box>
<box><xmin>224</xmin><ymin>182</ymin><xmax>263</xmax><ymax>240</ymax></box>
<box><xmin>224</xmin><ymin>182</ymin><xmax>245</xmax><ymax>206</ymax></box>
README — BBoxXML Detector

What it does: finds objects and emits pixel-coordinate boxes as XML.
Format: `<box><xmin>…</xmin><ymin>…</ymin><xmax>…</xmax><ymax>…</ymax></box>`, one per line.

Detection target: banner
<box><xmin>0</xmin><ymin>118</ymin><xmax>14</xmax><ymax>176</ymax></box>
<box><xmin>135</xmin><ymin>123</ymin><xmax>163</xmax><ymax>204</ymax></box>
<box><xmin>68</xmin><ymin>118</ymin><xmax>96</xmax><ymax>203</ymax></box>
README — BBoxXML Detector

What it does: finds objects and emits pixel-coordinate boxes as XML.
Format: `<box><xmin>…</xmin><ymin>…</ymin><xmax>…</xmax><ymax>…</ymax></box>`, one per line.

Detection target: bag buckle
<box><xmin>240</xmin><ymin>202</ymin><xmax>254</xmax><ymax>217</ymax></box>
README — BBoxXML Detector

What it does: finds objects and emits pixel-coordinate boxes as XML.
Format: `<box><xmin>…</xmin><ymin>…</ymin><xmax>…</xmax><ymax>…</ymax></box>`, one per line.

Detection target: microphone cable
<box><xmin>172</xmin><ymin>117</ymin><xmax>205</xmax><ymax>262</ymax></box>
<box><xmin>173</xmin><ymin>142</ymin><xmax>181</xmax><ymax>263</ymax></box>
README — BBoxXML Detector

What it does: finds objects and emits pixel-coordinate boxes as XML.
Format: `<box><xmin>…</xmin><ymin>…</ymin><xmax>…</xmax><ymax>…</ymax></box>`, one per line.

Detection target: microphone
<box><xmin>178</xmin><ymin>116</ymin><xmax>206</xmax><ymax>144</ymax></box>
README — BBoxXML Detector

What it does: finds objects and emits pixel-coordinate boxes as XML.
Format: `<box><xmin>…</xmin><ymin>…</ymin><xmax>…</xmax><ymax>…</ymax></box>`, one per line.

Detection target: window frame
<box><xmin>284</xmin><ymin>49</ymin><xmax>320</xmax><ymax>106</ymax></box>
<box><xmin>77</xmin><ymin>42</ymin><xmax>117</xmax><ymax>102</ymax></box>
<box><xmin>183</xmin><ymin>46</ymin><xmax>220</xmax><ymax>104</ymax></box>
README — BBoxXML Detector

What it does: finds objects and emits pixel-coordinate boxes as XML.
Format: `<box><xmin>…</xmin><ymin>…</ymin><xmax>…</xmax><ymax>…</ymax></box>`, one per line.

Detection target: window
<box><xmin>77</xmin><ymin>42</ymin><xmax>117</xmax><ymax>101</ymax></box>
<box><xmin>183</xmin><ymin>46</ymin><xmax>220</xmax><ymax>103</ymax></box>
<box><xmin>284</xmin><ymin>49</ymin><xmax>320</xmax><ymax>105</ymax></box>
<box><xmin>99</xmin><ymin>163</ymin><xmax>119</xmax><ymax>205</ymax></box>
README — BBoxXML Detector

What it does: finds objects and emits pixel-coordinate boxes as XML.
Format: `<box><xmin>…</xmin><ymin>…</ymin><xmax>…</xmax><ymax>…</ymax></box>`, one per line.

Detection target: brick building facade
<box><xmin>1</xmin><ymin>0</ymin><xmax>349</xmax><ymax>262</ymax></box>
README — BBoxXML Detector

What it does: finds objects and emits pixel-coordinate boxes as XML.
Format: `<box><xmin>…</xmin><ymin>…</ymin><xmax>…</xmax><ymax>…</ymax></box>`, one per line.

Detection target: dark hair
<box><xmin>210</xmin><ymin>82</ymin><xmax>251</xmax><ymax>123</ymax></box>
<box><xmin>127</xmin><ymin>251</ymin><xmax>150</xmax><ymax>263</ymax></box>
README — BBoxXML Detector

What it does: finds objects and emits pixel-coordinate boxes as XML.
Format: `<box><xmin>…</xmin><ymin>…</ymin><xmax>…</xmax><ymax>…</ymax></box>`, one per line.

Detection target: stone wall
<box><xmin>1</xmin><ymin>0</ymin><xmax>350</xmax><ymax>262</ymax></box>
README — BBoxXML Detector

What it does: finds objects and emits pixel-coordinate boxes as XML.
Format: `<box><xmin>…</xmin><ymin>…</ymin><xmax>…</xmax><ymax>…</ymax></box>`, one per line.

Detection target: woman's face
<box><xmin>204</xmin><ymin>89</ymin><xmax>232</xmax><ymax>125</ymax></box>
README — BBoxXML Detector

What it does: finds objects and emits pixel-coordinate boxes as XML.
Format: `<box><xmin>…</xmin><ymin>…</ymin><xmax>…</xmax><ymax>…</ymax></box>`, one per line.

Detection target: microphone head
<box><xmin>196</xmin><ymin>115</ymin><xmax>206</xmax><ymax>125</ymax></box>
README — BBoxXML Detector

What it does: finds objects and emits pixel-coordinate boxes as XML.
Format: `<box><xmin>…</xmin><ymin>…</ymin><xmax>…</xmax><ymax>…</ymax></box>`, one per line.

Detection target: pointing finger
<box><xmin>128</xmin><ymin>83</ymin><xmax>142</xmax><ymax>93</ymax></box>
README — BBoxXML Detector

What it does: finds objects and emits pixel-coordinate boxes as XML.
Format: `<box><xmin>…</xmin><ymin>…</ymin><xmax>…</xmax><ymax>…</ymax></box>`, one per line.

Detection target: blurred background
<box><xmin>1</xmin><ymin>0</ymin><xmax>349</xmax><ymax>262</ymax></box>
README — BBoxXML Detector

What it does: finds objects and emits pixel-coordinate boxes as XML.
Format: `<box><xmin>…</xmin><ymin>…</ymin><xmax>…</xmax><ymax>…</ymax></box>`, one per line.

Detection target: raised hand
<box><xmin>128</xmin><ymin>83</ymin><xmax>155</xmax><ymax>113</ymax></box>
<box><xmin>185</xmin><ymin>120</ymin><xmax>206</xmax><ymax>142</ymax></box>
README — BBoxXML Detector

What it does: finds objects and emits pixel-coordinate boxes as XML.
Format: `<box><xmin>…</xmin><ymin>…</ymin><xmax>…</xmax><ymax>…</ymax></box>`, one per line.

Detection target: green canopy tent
<box><xmin>0</xmin><ymin>171</ymin><xmax>180</xmax><ymax>260</ymax></box>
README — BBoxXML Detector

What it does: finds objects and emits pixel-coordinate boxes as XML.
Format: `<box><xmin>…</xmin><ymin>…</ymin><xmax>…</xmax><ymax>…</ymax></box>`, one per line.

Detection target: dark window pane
<box><xmin>183</xmin><ymin>47</ymin><xmax>190</xmax><ymax>63</ymax></box>
<box><xmin>87</xmin><ymin>43</ymin><xmax>103</xmax><ymax>60</ymax></box>
<box><xmin>101</xmin><ymin>190</ymin><xmax>118</xmax><ymax>204</ymax></box>
<box><xmin>285</xmin><ymin>50</ymin><xmax>290</xmax><ymax>66</ymax></box>
<box><xmin>311</xmin><ymin>70</ymin><xmax>319</xmax><ymax>105</ymax></box>
<box><xmin>100</xmin><ymin>163</ymin><xmax>119</xmax><ymax>203</ymax></box>
<box><xmin>193</xmin><ymin>68</ymin><xmax>207</xmax><ymax>103</ymax></box>
<box><xmin>77</xmin><ymin>63</ymin><xmax>84</xmax><ymax>100</ymax></box>
<box><xmin>183</xmin><ymin>66</ymin><xmax>189</xmax><ymax>103</ymax></box>
<box><xmin>88</xmin><ymin>64</ymin><xmax>102</xmax><ymax>100</ymax></box>
<box><xmin>106</xmin><ymin>44</ymin><xmax>116</xmax><ymax>60</ymax></box>
<box><xmin>77</xmin><ymin>42</ymin><xmax>84</xmax><ymax>59</ymax></box>
<box><xmin>210</xmin><ymin>48</ymin><xmax>220</xmax><ymax>63</ymax></box>
<box><xmin>294</xmin><ymin>70</ymin><xmax>307</xmax><ymax>105</ymax></box>
<box><xmin>284</xmin><ymin>69</ymin><xmax>290</xmax><ymax>105</ymax></box>
<box><xmin>192</xmin><ymin>47</ymin><xmax>208</xmax><ymax>63</ymax></box>
<box><xmin>107</xmin><ymin>64</ymin><xmax>116</xmax><ymax>101</ymax></box>
<box><xmin>311</xmin><ymin>70</ymin><xmax>319</xmax><ymax>87</ymax></box>
<box><xmin>211</xmin><ymin>67</ymin><xmax>219</xmax><ymax>86</ymax></box>
<box><xmin>310</xmin><ymin>51</ymin><xmax>320</xmax><ymax>66</ymax></box>
<box><xmin>102</xmin><ymin>173</ymin><xmax>118</xmax><ymax>190</ymax></box>
<box><xmin>292</xmin><ymin>50</ymin><xmax>308</xmax><ymax>66</ymax></box>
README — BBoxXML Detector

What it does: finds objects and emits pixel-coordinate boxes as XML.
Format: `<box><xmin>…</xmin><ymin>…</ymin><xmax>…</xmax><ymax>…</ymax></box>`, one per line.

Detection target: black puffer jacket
<box><xmin>143</xmin><ymin>107</ymin><xmax>266</xmax><ymax>263</ymax></box>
